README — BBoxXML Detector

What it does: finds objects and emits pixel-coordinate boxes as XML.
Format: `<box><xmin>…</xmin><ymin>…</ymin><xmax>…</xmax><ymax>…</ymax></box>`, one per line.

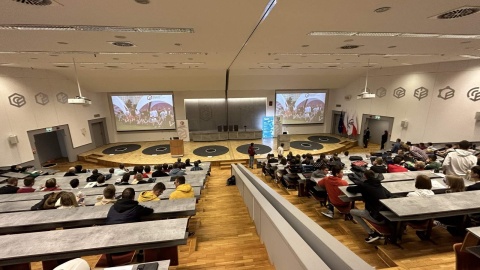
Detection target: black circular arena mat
<box><xmin>193</xmin><ymin>145</ymin><xmax>230</xmax><ymax>157</ymax></box>
<box><xmin>307</xmin><ymin>135</ymin><xmax>341</xmax><ymax>144</ymax></box>
<box><xmin>236</xmin><ymin>144</ymin><xmax>272</xmax><ymax>155</ymax></box>
<box><xmin>102</xmin><ymin>144</ymin><xmax>142</xmax><ymax>155</ymax></box>
<box><xmin>142</xmin><ymin>144</ymin><xmax>171</xmax><ymax>155</ymax></box>
<box><xmin>290</xmin><ymin>141</ymin><xmax>324</xmax><ymax>151</ymax></box>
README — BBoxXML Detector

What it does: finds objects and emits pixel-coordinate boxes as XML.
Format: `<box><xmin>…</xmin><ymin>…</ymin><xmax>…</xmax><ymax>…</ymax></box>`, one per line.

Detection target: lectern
<box><xmin>170</xmin><ymin>139</ymin><xmax>184</xmax><ymax>157</ymax></box>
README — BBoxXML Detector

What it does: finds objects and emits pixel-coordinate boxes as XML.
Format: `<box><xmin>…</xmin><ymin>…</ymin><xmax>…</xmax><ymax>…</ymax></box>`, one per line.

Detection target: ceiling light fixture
<box><xmin>308</xmin><ymin>31</ymin><xmax>480</xmax><ymax>39</ymax></box>
<box><xmin>374</xmin><ymin>7</ymin><xmax>391</xmax><ymax>13</ymax></box>
<box><xmin>0</xmin><ymin>24</ymin><xmax>194</xmax><ymax>33</ymax></box>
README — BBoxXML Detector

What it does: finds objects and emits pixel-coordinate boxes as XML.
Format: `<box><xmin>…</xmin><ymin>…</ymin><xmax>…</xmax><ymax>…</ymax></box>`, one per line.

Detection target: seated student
<box><xmin>64</xmin><ymin>167</ymin><xmax>77</xmax><ymax>177</ymax></box>
<box><xmin>425</xmin><ymin>155</ymin><xmax>442</xmax><ymax>171</ymax></box>
<box><xmin>175</xmin><ymin>158</ymin><xmax>186</xmax><ymax>169</ymax></box>
<box><xmin>94</xmin><ymin>175</ymin><xmax>109</xmax><ymax>188</ymax></box>
<box><xmin>40</xmin><ymin>178</ymin><xmax>61</xmax><ymax>192</ymax></box>
<box><xmin>74</xmin><ymin>164</ymin><xmax>87</xmax><ymax>174</ymax></box>
<box><xmin>169</xmin><ymin>176</ymin><xmax>194</xmax><ymax>200</ymax></box>
<box><xmin>115</xmin><ymin>174</ymin><xmax>131</xmax><ymax>185</ymax></box>
<box><xmin>406</xmin><ymin>161</ymin><xmax>426</xmax><ymax>171</ymax></box>
<box><xmin>184</xmin><ymin>159</ymin><xmax>192</xmax><ymax>167</ymax></box>
<box><xmin>434</xmin><ymin>176</ymin><xmax>466</xmax><ymax>235</ymax></box>
<box><xmin>95</xmin><ymin>185</ymin><xmax>117</xmax><ymax>206</ymax></box>
<box><xmin>138</xmin><ymin>182</ymin><xmax>166</xmax><ymax>202</ymax></box>
<box><xmin>370</xmin><ymin>157</ymin><xmax>387</xmax><ymax>173</ymax></box>
<box><xmin>131</xmin><ymin>173</ymin><xmax>149</xmax><ymax>185</ymax></box>
<box><xmin>407</xmin><ymin>175</ymin><xmax>434</xmax><ymax>197</ymax></box>
<box><xmin>418</xmin><ymin>142</ymin><xmax>427</xmax><ymax>150</ymax></box>
<box><xmin>311</xmin><ymin>165</ymin><xmax>329</xmax><ymax>179</ymax></box>
<box><xmin>436</xmin><ymin>143</ymin><xmax>455</xmax><ymax>157</ymax></box>
<box><xmin>103</xmin><ymin>168</ymin><xmax>114</xmax><ymax>180</ymax></box>
<box><xmin>144</xmin><ymin>165</ymin><xmax>152</xmax><ymax>177</ymax></box>
<box><xmin>347</xmin><ymin>170</ymin><xmax>392</xmax><ymax>243</ymax></box>
<box><xmin>426</xmin><ymin>142</ymin><xmax>437</xmax><ymax>153</ymax></box>
<box><xmin>466</xmin><ymin>166</ymin><xmax>480</xmax><ymax>191</ymax></box>
<box><xmin>162</xmin><ymin>163</ymin><xmax>170</xmax><ymax>173</ymax></box>
<box><xmin>328</xmin><ymin>156</ymin><xmax>345</xmax><ymax>170</ymax></box>
<box><xmin>391</xmin><ymin>138</ymin><xmax>402</xmax><ymax>154</ymax></box>
<box><xmin>0</xmin><ymin>177</ymin><xmax>19</xmax><ymax>194</ymax></box>
<box><xmin>405</xmin><ymin>143</ymin><xmax>428</xmax><ymax>162</ymax></box>
<box><xmin>190</xmin><ymin>161</ymin><xmax>203</xmax><ymax>171</ymax></box>
<box><xmin>387</xmin><ymin>156</ymin><xmax>408</xmax><ymax>173</ymax></box>
<box><xmin>17</xmin><ymin>177</ymin><xmax>36</xmax><ymax>193</ymax></box>
<box><xmin>135</xmin><ymin>166</ymin><xmax>148</xmax><ymax>178</ymax></box>
<box><xmin>86</xmin><ymin>169</ymin><xmax>103</xmax><ymax>182</ymax></box>
<box><xmin>106</xmin><ymin>188</ymin><xmax>154</xmax><ymax>225</ymax></box>
<box><xmin>169</xmin><ymin>163</ymin><xmax>186</xmax><ymax>176</ymax></box>
<box><xmin>317</xmin><ymin>165</ymin><xmax>350</xmax><ymax>219</ymax></box>
<box><xmin>152</xmin><ymin>165</ymin><xmax>169</xmax><ymax>177</ymax></box>
<box><xmin>313</xmin><ymin>153</ymin><xmax>329</xmax><ymax>169</ymax></box>
<box><xmin>113</xmin><ymin>163</ymin><xmax>129</xmax><ymax>176</ymax></box>
<box><xmin>57</xmin><ymin>192</ymin><xmax>79</xmax><ymax>209</ymax></box>
<box><xmin>69</xmin><ymin>178</ymin><xmax>85</xmax><ymax>205</ymax></box>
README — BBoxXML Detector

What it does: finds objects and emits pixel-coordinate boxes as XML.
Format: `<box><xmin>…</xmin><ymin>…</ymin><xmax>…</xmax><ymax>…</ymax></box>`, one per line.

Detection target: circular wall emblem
<box><xmin>35</xmin><ymin>92</ymin><xmax>49</xmax><ymax>105</ymax></box>
<box><xmin>393</xmin><ymin>87</ymin><xmax>406</xmax><ymax>99</ymax></box>
<box><xmin>56</xmin><ymin>92</ymin><xmax>68</xmax><ymax>104</ymax></box>
<box><xmin>376</xmin><ymin>87</ymin><xmax>387</xmax><ymax>98</ymax></box>
<box><xmin>414</xmin><ymin>87</ymin><xmax>428</xmax><ymax>101</ymax></box>
<box><xmin>437</xmin><ymin>86</ymin><xmax>455</xmax><ymax>100</ymax></box>
<box><xmin>467</xmin><ymin>87</ymin><xmax>480</xmax><ymax>101</ymax></box>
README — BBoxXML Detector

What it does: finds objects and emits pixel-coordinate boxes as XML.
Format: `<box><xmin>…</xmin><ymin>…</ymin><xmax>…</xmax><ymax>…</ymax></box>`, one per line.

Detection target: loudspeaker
<box><xmin>233</xmin><ymin>125</ymin><xmax>238</xmax><ymax>131</ymax></box>
<box><xmin>401</xmin><ymin>120</ymin><xmax>408</xmax><ymax>128</ymax></box>
<box><xmin>223</xmin><ymin>125</ymin><xmax>228</xmax><ymax>132</ymax></box>
<box><xmin>8</xmin><ymin>135</ymin><xmax>18</xmax><ymax>145</ymax></box>
<box><xmin>269</xmin><ymin>101</ymin><xmax>273</xmax><ymax>106</ymax></box>
<box><xmin>228</xmin><ymin>125</ymin><xmax>233</xmax><ymax>131</ymax></box>
<box><xmin>475</xmin><ymin>112</ymin><xmax>480</xmax><ymax>120</ymax></box>
<box><xmin>217</xmin><ymin>125</ymin><xmax>222</xmax><ymax>132</ymax></box>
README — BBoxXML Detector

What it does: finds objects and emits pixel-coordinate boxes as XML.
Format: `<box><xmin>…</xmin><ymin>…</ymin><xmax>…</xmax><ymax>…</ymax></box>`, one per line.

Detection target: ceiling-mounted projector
<box><xmin>68</xmin><ymin>96</ymin><xmax>92</xmax><ymax>105</ymax></box>
<box><xmin>357</xmin><ymin>91</ymin><xmax>376</xmax><ymax>99</ymax></box>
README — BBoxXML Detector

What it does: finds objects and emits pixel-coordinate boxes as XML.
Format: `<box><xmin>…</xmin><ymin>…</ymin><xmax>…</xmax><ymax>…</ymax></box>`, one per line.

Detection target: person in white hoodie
<box><xmin>407</xmin><ymin>175</ymin><xmax>434</xmax><ymax>197</ymax></box>
<box><xmin>442</xmin><ymin>140</ymin><xmax>477</xmax><ymax>178</ymax></box>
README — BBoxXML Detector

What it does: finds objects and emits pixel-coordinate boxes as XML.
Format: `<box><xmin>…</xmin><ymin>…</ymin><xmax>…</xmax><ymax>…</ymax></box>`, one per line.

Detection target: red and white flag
<box><xmin>347</xmin><ymin>111</ymin><xmax>358</xmax><ymax>136</ymax></box>
<box><xmin>342</xmin><ymin>111</ymin><xmax>349</xmax><ymax>134</ymax></box>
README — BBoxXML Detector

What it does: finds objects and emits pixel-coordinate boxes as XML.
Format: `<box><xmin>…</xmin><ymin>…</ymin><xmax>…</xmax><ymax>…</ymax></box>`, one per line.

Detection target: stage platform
<box><xmin>190</xmin><ymin>130</ymin><xmax>262</xmax><ymax>142</ymax></box>
<box><xmin>78</xmin><ymin>134</ymin><xmax>356</xmax><ymax>167</ymax></box>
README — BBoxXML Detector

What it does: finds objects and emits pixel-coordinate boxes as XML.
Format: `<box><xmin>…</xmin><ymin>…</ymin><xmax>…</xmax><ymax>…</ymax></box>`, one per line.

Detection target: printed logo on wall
<box><xmin>467</xmin><ymin>87</ymin><xmax>480</xmax><ymax>102</ymax></box>
<box><xmin>393</xmin><ymin>87</ymin><xmax>406</xmax><ymax>99</ymax></box>
<box><xmin>199</xmin><ymin>105</ymin><xmax>212</xmax><ymax>121</ymax></box>
<box><xmin>8</xmin><ymin>93</ymin><xmax>26</xmax><ymax>108</ymax></box>
<box><xmin>56</xmin><ymin>92</ymin><xmax>68</xmax><ymax>104</ymax></box>
<box><xmin>437</xmin><ymin>86</ymin><xmax>455</xmax><ymax>100</ymax></box>
<box><xmin>376</xmin><ymin>87</ymin><xmax>387</xmax><ymax>98</ymax></box>
<box><xmin>35</xmin><ymin>92</ymin><xmax>49</xmax><ymax>105</ymax></box>
<box><xmin>413</xmin><ymin>87</ymin><xmax>428</xmax><ymax>101</ymax></box>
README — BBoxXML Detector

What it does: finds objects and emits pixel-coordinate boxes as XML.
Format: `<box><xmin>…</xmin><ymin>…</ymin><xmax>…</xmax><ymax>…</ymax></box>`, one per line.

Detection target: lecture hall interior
<box><xmin>1</xmin><ymin>1</ymin><xmax>480</xmax><ymax>269</ymax></box>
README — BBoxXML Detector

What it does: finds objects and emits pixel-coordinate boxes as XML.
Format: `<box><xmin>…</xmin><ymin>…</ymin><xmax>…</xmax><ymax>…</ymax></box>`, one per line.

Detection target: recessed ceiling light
<box><xmin>165</xmin><ymin>65</ymin><xmax>175</xmax><ymax>68</ymax></box>
<box><xmin>108</xmin><ymin>41</ymin><xmax>136</xmax><ymax>47</ymax></box>
<box><xmin>113</xmin><ymin>58</ymin><xmax>119</xmax><ymax>60</ymax></box>
<box><xmin>460</xmin><ymin>54</ymin><xmax>480</xmax><ymax>59</ymax></box>
<box><xmin>438</xmin><ymin>34</ymin><xmax>479</xmax><ymax>39</ymax></box>
<box><xmin>434</xmin><ymin>6</ymin><xmax>480</xmax><ymax>19</ymax></box>
<box><xmin>374</xmin><ymin>7</ymin><xmax>391</xmax><ymax>13</ymax></box>
<box><xmin>115</xmin><ymin>35</ymin><xmax>127</xmax><ymax>39</ymax></box>
<box><xmin>344</xmin><ymin>39</ymin><xmax>354</xmax><ymax>42</ymax></box>
<box><xmin>356</xmin><ymin>32</ymin><xmax>400</xmax><ymax>37</ymax></box>
<box><xmin>134</xmin><ymin>0</ymin><xmax>150</xmax><ymax>4</ymax></box>
<box><xmin>399</xmin><ymin>33</ymin><xmax>440</xmax><ymax>38</ymax></box>
<box><xmin>339</xmin><ymin>45</ymin><xmax>362</xmax><ymax>49</ymax></box>
<box><xmin>57</xmin><ymin>41</ymin><xmax>68</xmax><ymax>45</ymax></box>
<box><xmin>12</xmin><ymin>0</ymin><xmax>52</xmax><ymax>6</ymax></box>
<box><xmin>174</xmin><ymin>43</ymin><xmax>182</xmax><ymax>46</ymax></box>
<box><xmin>55</xmin><ymin>65</ymin><xmax>69</xmax><ymax>68</ymax></box>
<box><xmin>0</xmin><ymin>24</ymin><xmax>194</xmax><ymax>34</ymax></box>
<box><xmin>301</xmin><ymin>44</ymin><xmax>309</xmax><ymax>47</ymax></box>
<box><xmin>388</xmin><ymin>45</ymin><xmax>397</xmax><ymax>48</ymax></box>
<box><xmin>309</xmin><ymin>31</ymin><xmax>356</xmax><ymax>36</ymax></box>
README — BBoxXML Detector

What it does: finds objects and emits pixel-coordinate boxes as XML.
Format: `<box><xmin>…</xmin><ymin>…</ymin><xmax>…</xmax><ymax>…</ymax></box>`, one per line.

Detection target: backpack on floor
<box><xmin>349</xmin><ymin>156</ymin><xmax>363</xmax><ymax>161</ymax></box>
<box><xmin>226</xmin><ymin>175</ymin><xmax>236</xmax><ymax>186</ymax></box>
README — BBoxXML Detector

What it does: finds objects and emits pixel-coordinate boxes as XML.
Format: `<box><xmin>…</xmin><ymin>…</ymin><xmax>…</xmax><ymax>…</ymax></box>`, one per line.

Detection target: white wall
<box><xmin>330</xmin><ymin>59</ymin><xmax>480</xmax><ymax>143</ymax></box>
<box><xmin>0</xmin><ymin>67</ymin><xmax>108</xmax><ymax>166</ymax></box>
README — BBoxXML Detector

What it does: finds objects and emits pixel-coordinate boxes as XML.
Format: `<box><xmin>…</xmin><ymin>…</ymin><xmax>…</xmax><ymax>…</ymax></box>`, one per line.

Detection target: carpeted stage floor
<box><xmin>79</xmin><ymin>134</ymin><xmax>356</xmax><ymax>166</ymax></box>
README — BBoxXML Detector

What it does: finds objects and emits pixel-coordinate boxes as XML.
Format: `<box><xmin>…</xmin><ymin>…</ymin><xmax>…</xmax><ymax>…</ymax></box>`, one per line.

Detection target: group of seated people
<box><xmin>312</xmin><ymin>139</ymin><xmax>480</xmax><ymax>243</ymax></box>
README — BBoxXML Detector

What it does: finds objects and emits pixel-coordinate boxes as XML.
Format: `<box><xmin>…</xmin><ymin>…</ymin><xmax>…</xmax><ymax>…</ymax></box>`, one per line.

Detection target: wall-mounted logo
<box><xmin>199</xmin><ymin>105</ymin><xmax>212</xmax><ymax>121</ymax></box>
<box><xmin>467</xmin><ymin>87</ymin><xmax>480</xmax><ymax>102</ymax></box>
<box><xmin>56</xmin><ymin>92</ymin><xmax>68</xmax><ymax>104</ymax></box>
<box><xmin>376</xmin><ymin>87</ymin><xmax>387</xmax><ymax>98</ymax></box>
<box><xmin>393</xmin><ymin>87</ymin><xmax>406</xmax><ymax>99</ymax></box>
<box><xmin>437</xmin><ymin>86</ymin><xmax>455</xmax><ymax>100</ymax></box>
<box><xmin>8</xmin><ymin>93</ymin><xmax>26</xmax><ymax>108</ymax></box>
<box><xmin>35</xmin><ymin>92</ymin><xmax>49</xmax><ymax>105</ymax></box>
<box><xmin>414</xmin><ymin>87</ymin><xmax>428</xmax><ymax>101</ymax></box>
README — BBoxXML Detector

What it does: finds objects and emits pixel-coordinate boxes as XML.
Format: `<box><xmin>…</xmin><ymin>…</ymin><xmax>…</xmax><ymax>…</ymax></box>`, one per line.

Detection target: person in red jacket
<box><xmin>387</xmin><ymin>156</ymin><xmax>408</xmax><ymax>173</ymax></box>
<box><xmin>317</xmin><ymin>165</ymin><xmax>350</xmax><ymax>219</ymax></box>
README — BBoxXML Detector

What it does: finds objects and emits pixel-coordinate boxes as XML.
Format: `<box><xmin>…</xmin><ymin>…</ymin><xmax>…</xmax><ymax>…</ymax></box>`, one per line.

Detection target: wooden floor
<box><xmin>78</xmin><ymin>134</ymin><xmax>355</xmax><ymax>166</ymax></box>
<box><xmin>30</xmin><ymin>139</ymin><xmax>460</xmax><ymax>270</ymax></box>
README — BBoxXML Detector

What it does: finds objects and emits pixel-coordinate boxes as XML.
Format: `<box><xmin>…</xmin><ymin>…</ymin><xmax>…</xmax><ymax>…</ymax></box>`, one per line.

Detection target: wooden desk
<box><xmin>1</xmin><ymin>172</ymin><xmax>28</xmax><ymax>179</ymax></box>
<box><xmin>464</xmin><ymin>227</ymin><xmax>480</xmax><ymax>258</ymax></box>
<box><xmin>0</xmin><ymin>218</ymin><xmax>188</xmax><ymax>267</ymax></box>
<box><xmin>0</xmin><ymin>198</ymin><xmax>195</xmax><ymax>234</ymax></box>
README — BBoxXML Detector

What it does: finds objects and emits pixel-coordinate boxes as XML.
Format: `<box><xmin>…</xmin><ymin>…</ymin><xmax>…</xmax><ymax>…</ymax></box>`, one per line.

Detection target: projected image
<box><xmin>275</xmin><ymin>92</ymin><xmax>326</xmax><ymax>124</ymax></box>
<box><xmin>111</xmin><ymin>94</ymin><xmax>175</xmax><ymax>131</ymax></box>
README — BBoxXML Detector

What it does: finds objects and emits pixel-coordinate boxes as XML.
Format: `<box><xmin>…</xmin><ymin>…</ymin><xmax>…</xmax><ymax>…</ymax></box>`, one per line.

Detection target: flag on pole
<box><xmin>343</xmin><ymin>111</ymin><xmax>349</xmax><ymax>134</ymax></box>
<box><xmin>338</xmin><ymin>111</ymin><xmax>344</xmax><ymax>134</ymax></box>
<box><xmin>351</xmin><ymin>111</ymin><xmax>358</xmax><ymax>136</ymax></box>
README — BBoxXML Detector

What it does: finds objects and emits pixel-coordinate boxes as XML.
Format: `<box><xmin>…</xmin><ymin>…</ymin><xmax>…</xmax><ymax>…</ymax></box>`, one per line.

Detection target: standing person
<box><xmin>381</xmin><ymin>130</ymin><xmax>388</xmax><ymax>150</ymax></box>
<box><xmin>277</xmin><ymin>143</ymin><xmax>284</xmax><ymax>157</ymax></box>
<box><xmin>442</xmin><ymin>140</ymin><xmax>477</xmax><ymax>177</ymax></box>
<box><xmin>248</xmin><ymin>143</ymin><xmax>256</xmax><ymax>169</ymax></box>
<box><xmin>363</xmin><ymin>127</ymin><xmax>370</xmax><ymax>148</ymax></box>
